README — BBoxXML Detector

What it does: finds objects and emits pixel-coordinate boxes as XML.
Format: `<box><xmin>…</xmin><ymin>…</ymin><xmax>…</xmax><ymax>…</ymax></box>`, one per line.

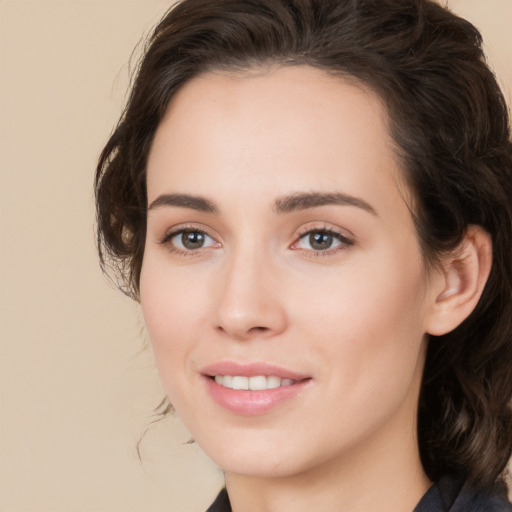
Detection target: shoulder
<box><xmin>457</xmin><ymin>485</ymin><xmax>512</xmax><ymax>512</ymax></box>
<box><xmin>415</xmin><ymin>474</ymin><xmax>512</xmax><ymax>512</ymax></box>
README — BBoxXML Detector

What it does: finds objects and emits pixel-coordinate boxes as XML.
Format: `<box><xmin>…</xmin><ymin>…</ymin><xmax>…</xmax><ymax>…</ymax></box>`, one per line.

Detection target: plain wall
<box><xmin>0</xmin><ymin>1</ymin><xmax>510</xmax><ymax>511</ymax></box>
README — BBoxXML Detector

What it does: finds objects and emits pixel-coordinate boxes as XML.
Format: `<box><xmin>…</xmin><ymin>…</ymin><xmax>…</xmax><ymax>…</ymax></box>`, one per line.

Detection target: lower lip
<box><xmin>204</xmin><ymin>377</ymin><xmax>311</xmax><ymax>416</ymax></box>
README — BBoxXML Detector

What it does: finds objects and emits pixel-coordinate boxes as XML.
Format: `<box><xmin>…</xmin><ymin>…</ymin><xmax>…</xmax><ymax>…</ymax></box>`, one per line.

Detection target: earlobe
<box><xmin>426</xmin><ymin>225</ymin><xmax>492</xmax><ymax>336</ymax></box>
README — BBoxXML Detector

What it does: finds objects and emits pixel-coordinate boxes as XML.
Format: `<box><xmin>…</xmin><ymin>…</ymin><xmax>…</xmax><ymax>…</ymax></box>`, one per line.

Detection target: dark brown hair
<box><xmin>95</xmin><ymin>0</ymin><xmax>512</xmax><ymax>490</ymax></box>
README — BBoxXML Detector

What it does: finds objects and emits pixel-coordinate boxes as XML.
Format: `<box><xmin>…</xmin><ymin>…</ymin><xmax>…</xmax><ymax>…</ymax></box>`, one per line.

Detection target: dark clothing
<box><xmin>206</xmin><ymin>487</ymin><xmax>231</xmax><ymax>512</ymax></box>
<box><xmin>206</xmin><ymin>474</ymin><xmax>512</xmax><ymax>512</ymax></box>
<box><xmin>414</xmin><ymin>474</ymin><xmax>511</xmax><ymax>512</ymax></box>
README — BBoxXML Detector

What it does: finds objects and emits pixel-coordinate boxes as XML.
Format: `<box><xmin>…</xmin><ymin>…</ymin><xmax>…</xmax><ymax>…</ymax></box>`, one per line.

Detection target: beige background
<box><xmin>0</xmin><ymin>1</ymin><xmax>510</xmax><ymax>511</ymax></box>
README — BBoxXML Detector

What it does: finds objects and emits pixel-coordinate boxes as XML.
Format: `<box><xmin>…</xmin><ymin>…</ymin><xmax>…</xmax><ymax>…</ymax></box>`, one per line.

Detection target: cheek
<box><xmin>139</xmin><ymin>256</ymin><xmax>210</xmax><ymax>384</ymax></box>
<box><xmin>294</xmin><ymin>250</ymin><xmax>429</xmax><ymax>392</ymax></box>
<box><xmin>289</xmin><ymin>271</ymin><xmax>428</xmax><ymax>457</ymax></box>
<box><xmin>296</xmin><ymin>249</ymin><xmax>426</xmax><ymax>336</ymax></box>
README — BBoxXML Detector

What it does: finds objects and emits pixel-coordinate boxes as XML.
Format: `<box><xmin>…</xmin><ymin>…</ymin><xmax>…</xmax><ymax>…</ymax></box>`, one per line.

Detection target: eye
<box><xmin>163</xmin><ymin>228</ymin><xmax>219</xmax><ymax>252</ymax></box>
<box><xmin>292</xmin><ymin>228</ymin><xmax>353</xmax><ymax>252</ymax></box>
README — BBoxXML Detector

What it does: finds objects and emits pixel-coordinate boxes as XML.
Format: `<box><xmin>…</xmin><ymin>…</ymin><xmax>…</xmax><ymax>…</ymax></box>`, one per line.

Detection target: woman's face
<box><xmin>141</xmin><ymin>66</ymin><xmax>439</xmax><ymax>479</ymax></box>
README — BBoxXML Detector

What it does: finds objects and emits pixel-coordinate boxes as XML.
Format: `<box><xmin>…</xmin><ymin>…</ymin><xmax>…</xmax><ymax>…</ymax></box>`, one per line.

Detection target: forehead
<box><xmin>147</xmin><ymin>65</ymin><xmax>407</xmax><ymax>217</ymax></box>
<box><xmin>154</xmin><ymin>66</ymin><xmax>390</xmax><ymax>154</ymax></box>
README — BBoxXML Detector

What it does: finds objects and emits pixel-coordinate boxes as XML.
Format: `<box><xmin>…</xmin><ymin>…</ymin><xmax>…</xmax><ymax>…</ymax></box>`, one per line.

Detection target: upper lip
<box><xmin>200</xmin><ymin>361</ymin><xmax>310</xmax><ymax>381</ymax></box>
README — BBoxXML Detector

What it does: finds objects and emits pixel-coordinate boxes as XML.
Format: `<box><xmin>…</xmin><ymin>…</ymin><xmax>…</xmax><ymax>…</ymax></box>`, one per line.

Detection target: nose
<box><xmin>213</xmin><ymin>247</ymin><xmax>288</xmax><ymax>341</ymax></box>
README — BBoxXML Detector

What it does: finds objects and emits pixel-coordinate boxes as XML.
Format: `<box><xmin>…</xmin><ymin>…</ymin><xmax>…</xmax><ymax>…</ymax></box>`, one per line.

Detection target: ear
<box><xmin>425</xmin><ymin>225</ymin><xmax>492</xmax><ymax>336</ymax></box>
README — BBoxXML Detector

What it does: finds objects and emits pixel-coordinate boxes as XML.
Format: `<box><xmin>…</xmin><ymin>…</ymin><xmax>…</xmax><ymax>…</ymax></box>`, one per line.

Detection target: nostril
<box><xmin>249</xmin><ymin>326</ymin><xmax>269</xmax><ymax>333</ymax></box>
<box><xmin>215</xmin><ymin>324</ymin><xmax>271</xmax><ymax>340</ymax></box>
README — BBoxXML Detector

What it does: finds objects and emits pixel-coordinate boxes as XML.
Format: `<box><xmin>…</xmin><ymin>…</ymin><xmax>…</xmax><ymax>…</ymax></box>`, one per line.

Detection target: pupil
<box><xmin>310</xmin><ymin>231</ymin><xmax>333</xmax><ymax>250</ymax></box>
<box><xmin>182</xmin><ymin>230</ymin><xmax>205</xmax><ymax>249</ymax></box>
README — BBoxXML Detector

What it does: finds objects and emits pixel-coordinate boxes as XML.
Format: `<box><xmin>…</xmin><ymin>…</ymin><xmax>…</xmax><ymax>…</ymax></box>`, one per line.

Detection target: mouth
<box><xmin>201</xmin><ymin>362</ymin><xmax>312</xmax><ymax>415</ymax></box>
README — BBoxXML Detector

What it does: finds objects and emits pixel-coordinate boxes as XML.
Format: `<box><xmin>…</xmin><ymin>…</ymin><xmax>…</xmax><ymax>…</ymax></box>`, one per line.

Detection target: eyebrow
<box><xmin>147</xmin><ymin>191</ymin><xmax>377</xmax><ymax>216</ymax></box>
<box><xmin>148</xmin><ymin>193</ymin><xmax>218</xmax><ymax>213</ymax></box>
<box><xmin>274</xmin><ymin>192</ymin><xmax>377</xmax><ymax>216</ymax></box>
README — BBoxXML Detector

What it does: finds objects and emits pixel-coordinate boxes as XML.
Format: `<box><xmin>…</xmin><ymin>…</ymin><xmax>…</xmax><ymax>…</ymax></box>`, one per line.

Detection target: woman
<box><xmin>95</xmin><ymin>0</ymin><xmax>512</xmax><ymax>510</ymax></box>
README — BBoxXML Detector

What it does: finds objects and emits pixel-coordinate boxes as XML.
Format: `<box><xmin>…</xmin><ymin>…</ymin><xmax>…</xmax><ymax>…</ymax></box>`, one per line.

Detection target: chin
<box><xmin>193</xmin><ymin>429</ymin><xmax>305</xmax><ymax>478</ymax></box>
<box><xmin>217</xmin><ymin>454</ymin><xmax>304</xmax><ymax>479</ymax></box>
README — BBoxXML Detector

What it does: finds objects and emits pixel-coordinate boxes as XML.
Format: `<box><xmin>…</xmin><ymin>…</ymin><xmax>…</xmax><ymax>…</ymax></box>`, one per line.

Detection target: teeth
<box><xmin>213</xmin><ymin>375</ymin><xmax>296</xmax><ymax>390</ymax></box>
<box><xmin>248</xmin><ymin>376</ymin><xmax>267</xmax><ymax>390</ymax></box>
<box><xmin>232</xmin><ymin>376</ymin><xmax>249</xmax><ymax>390</ymax></box>
<box><xmin>267</xmin><ymin>376</ymin><xmax>281</xmax><ymax>389</ymax></box>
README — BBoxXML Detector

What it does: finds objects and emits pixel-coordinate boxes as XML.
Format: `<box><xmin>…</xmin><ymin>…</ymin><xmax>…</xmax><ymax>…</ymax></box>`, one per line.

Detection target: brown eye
<box><xmin>309</xmin><ymin>231</ymin><xmax>335</xmax><ymax>251</ymax></box>
<box><xmin>181</xmin><ymin>230</ymin><xmax>206</xmax><ymax>249</ymax></box>
<box><xmin>166</xmin><ymin>229</ymin><xmax>219</xmax><ymax>252</ymax></box>
<box><xmin>292</xmin><ymin>229</ymin><xmax>353</xmax><ymax>253</ymax></box>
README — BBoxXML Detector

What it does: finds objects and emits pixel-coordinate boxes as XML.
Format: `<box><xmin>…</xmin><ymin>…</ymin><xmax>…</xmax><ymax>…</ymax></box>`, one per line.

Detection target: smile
<box><xmin>214</xmin><ymin>375</ymin><xmax>295</xmax><ymax>390</ymax></box>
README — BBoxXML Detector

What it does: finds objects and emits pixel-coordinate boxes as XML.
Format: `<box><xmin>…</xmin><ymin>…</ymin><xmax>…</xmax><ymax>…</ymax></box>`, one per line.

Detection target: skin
<box><xmin>140</xmin><ymin>66</ymin><xmax>490</xmax><ymax>512</ymax></box>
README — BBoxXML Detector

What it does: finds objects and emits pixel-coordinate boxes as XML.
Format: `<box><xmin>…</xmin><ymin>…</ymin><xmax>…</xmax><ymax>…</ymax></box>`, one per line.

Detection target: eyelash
<box><xmin>159</xmin><ymin>224</ymin><xmax>219</xmax><ymax>257</ymax></box>
<box><xmin>159</xmin><ymin>224</ymin><xmax>354</xmax><ymax>257</ymax></box>
<box><xmin>291</xmin><ymin>226</ymin><xmax>354</xmax><ymax>257</ymax></box>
